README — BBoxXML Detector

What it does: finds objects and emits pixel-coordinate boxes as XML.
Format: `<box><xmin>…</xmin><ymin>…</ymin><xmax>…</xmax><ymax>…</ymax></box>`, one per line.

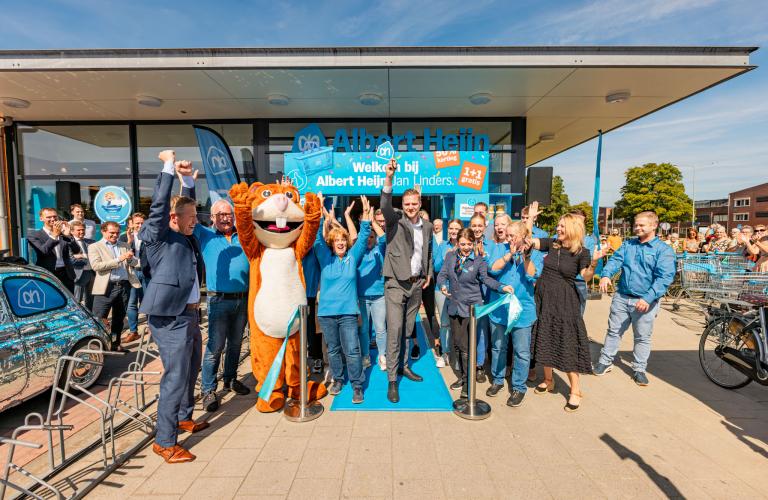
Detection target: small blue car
<box><xmin>0</xmin><ymin>261</ymin><xmax>110</xmax><ymax>413</ymax></box>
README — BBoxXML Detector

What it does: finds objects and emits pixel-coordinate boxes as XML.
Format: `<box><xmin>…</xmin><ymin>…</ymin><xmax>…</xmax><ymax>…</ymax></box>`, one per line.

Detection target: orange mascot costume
<box><xmin>229</xmin><ymin>180</ymin><xmax>327</xmax><ymax>412</ymax></box>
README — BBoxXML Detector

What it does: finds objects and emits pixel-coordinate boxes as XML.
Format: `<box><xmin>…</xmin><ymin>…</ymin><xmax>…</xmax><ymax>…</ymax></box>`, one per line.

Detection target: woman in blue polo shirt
<box><xmin>357</xmin><ymin>207</ymin><xmax>386</xmax><ymax>371</ymax></box>
<box><xmin>315</xmin><ymin>195</ymin><xmax>372</xmax><ymax>404</ymax></box>
<box><xmin>487</xmin><ymin>221</ymin><xmax>543</xmax><ymax>408</ymax></box>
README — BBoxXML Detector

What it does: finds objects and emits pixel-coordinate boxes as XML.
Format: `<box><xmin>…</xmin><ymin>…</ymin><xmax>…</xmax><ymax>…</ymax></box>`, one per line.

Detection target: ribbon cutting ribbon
<box><xmin>474</xmin><ymin>292</ymin><xmax>522</xmax><ymax>334</ymax></box>
<box><xmin>258</xmin><ymin>307</ymin><xmax>300</xmax><ymax>402</ymax></box>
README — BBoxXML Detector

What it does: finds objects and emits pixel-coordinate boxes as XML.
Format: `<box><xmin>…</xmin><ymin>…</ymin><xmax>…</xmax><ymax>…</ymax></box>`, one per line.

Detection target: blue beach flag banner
<box><xmin>474</xmin><ymin>292</ymin><xmax>522</xmax><ymax>334</ymax></box>
<box><xmin>258</xmin><ymin>307</ymin><xmax>301</xmax><ymax>402</ymax></box>
<box><xmin>193</xmin><ymin>125</ymin><xmax>241</xmax><ymax>203</ymax></box>
<box><xmin>592</xmin><ymin>130</ymin><xmax>603</xmax><ymax>248</ymax></box>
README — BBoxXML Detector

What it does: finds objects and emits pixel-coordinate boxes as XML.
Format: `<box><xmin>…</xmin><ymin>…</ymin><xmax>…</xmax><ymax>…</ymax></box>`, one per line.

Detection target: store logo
<box><xmin>206</xmin><ymin>145</ymin><xmax>230</xmax><ymax>175</ymax></box>
<box><xmin>17</xmin><ymin>280</ymin><xmax>45</xmax><ymax>311</ymax></box>
<box><xmin>292</xmin><ymin>124</ymin><xmax>327</xmax><ymax>153</ymax></box>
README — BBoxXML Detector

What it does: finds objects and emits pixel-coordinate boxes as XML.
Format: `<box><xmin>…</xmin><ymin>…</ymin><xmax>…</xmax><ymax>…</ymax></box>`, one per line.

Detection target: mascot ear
<box><xmin>248</xmin><ymin>182</ymin><xmax>264</xmax><ymax>194</ymax></box>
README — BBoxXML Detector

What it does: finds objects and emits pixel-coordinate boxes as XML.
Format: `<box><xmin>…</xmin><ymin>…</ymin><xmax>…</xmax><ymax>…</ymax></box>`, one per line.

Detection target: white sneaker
<box><xmin>362</xmin><ymin>356</ymin><xmax>371</xmax><ymax>368</ymax></box>
<box><xmin>435</xmin><ymin>354</ymin><xmax>446</xmax><ymax>368</ymax></box>
<box><xmin>378</xmin><ymin>355</ymin><xmax>387</xmax><ymax>371</ymax></box>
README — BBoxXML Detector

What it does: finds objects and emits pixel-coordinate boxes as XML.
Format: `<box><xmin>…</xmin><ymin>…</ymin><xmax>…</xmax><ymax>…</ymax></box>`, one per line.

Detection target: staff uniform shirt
<box><xmin>302</xmin><ymin>247</ymin><xmax>321</xmax><ymax>298</ymax></box>
<box><xmin>601</xmin><ymin>236</ymin><xmax>676</xmax><ymax>304</ymax></box>
<box><xmin>357</xmin><ymin>235</ymin><xmax>386</xmax><ymax>298</ymax></box>
<box><xmin>315</xmin><ymin>220</ymin><xmax>372</xmax><ymax>316</ymax></box>
<box><xmin>193</xmin><ymin>225</ymin><xmax>249</xmax><ymax>293</ymax></box>
<box><xmin>532</xmin><ymin>226</ymin><xmax>549</xmax><ymax>239</ymax></box>
<box><xmin>488</xmin><ymin>243</ymin><xmax>543</xmax><ymax>328</ymax></box>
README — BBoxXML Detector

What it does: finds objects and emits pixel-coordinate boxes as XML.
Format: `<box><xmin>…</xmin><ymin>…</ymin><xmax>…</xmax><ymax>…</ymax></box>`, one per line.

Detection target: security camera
<box><xmin>0</xmin><ymin>116</ymin><xmax>13</xmax><ymax>127</ymax></box>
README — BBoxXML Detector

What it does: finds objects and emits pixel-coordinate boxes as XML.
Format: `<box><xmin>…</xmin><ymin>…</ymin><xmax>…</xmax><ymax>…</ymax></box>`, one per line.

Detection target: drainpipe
<box><xmin>0</xmin><ymin>126</ymin><xmax>10</xmax><ymax>252</ymax></box>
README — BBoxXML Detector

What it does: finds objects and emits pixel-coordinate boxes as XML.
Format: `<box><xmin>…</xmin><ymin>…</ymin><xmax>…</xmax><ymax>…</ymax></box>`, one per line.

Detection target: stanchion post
<box><xmin>453</xmin><ymin>304</ymin><xmax>491</xmax><ymax>420</ymax></box>
<box><xmin>284</xmin><ymin>304</ymin><xmax>324</xmax><ymax>422</ymax></box>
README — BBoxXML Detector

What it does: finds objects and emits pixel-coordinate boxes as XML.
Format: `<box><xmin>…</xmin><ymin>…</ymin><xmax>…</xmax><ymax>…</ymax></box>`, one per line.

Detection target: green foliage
<box><xmin>537</xmin><ymin>175</ymin><xmax>570</xmax><ymax>234</ymax></box>
<box><xmin>614</xmin><ymin>163</ymin><xmax>693</xmax><ymax>223</ymax></box>
<box><xmin>569</xmin><ymin>201</ymin><xmax>594</xmax><ymax>234</ymax></box>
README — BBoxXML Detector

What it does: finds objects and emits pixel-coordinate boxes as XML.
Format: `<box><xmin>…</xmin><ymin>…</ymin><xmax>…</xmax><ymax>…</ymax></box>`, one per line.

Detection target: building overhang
<box><xmin>0</xmin><ymin>46</ymin><xmax>756</xmax><ymax>165</ymax></box>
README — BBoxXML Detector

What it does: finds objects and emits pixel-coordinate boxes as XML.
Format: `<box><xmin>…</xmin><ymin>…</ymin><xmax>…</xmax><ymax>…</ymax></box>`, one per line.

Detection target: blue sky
<box><xmin>2</xmin><ymin>0</ymin><xmax>766</xmax><ymax>205</ymax></box>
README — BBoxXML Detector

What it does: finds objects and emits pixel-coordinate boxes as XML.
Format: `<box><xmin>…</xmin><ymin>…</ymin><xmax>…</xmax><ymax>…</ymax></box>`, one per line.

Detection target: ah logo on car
<box><xmin>16</xmin><ymin>280</ymin><xmax>46</xmax><ymax>312</ymax></box>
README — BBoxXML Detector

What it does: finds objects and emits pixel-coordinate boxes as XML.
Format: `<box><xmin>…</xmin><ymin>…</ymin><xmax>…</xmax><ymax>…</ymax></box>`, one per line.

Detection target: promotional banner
<box><xmin>93</xmin><ymin>185</ymin><xmax>132</xmax><ymax>224</ymax></box>
<box><xmin>454</xmin><ymin>193</ymin><xmax>490</xmax><ymax>221</ymax></box>
<box><xmin>193</xmin><ymin>126</ymin><xmax>241</xmax><ymax>203</ymax></box>
<box><xmin>284</xmin><ymin>150</ymin><xmax>489</xmax><ymax>195</ymax></box>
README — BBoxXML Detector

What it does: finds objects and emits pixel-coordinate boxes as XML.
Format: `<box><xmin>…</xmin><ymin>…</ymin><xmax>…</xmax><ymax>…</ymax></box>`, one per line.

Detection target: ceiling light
<box><xmin>1</xmin><ymin>97</ymin><xmax>30</xmax><ymax>109</ymax></box>
<box><xmin>359</xmin><ymin>92</ymin><xmax>383</xmax><ymax>106</ymax></box>
<box><xmin>605</xmin><ymin>91</ymin><xmax>631</xmax><ymax>104</ymax></box>
<box><xmin>136</xmin><ymin>95</ymin><xmax>163</xmax><ymax>107</ymax></box>
<box><xmin>267</xmin><ymin>93</ymin><xmax>290</xmax><ymax>106</ymax></box>
<box><xmin>469</xmin><ymin>92</ymin><xmax>492</xmax><ymax>105</ymax></box>
<box><xmin>539</xmin><ymin>133</ymin><xmax>555</xmax><ymax>143</ymax></box>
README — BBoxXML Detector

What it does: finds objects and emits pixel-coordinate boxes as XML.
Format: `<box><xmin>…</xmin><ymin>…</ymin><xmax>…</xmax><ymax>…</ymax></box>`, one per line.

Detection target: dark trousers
<box><xmin>54</xmin><ymin>267</ymin><xmax>75</xmax><ymax>293</ymax></box>
<box><xmin>306</xmin><ymin>296</ymin><xmax>323</xmax><ymax>360</ymax></box>
<box><xmin>92</xmin><ymin>280</ymin><xmax>131</xmax><ymax>349</ymax></box>
<box><xmin>149</xmin><ymin>308</ymin><xmax>203</xmax><ymax>448</ymax></box>
<box><xmin>200</xmin><ymin>295</ymin><xmax>248</xmax><ymax>393</ymax></box>
<box><xmin>450</xmin><ymin>315</ymin><xmax>471</xmax><ymax>384</ymax></box>
<box><xmin>385</xmin><ymin>277</ymin><xmax>423</xmax><ymax>382</ymax></box>
<box><xmin>74</xmin><ymin>270</ymin><xmax>95</xmax><ymax>311</ymax></box>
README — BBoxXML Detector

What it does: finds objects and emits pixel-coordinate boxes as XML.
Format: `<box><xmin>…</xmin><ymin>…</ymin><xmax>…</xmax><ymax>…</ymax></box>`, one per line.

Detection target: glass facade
<box><xmin>13</xmin><ymin>118</ymin><xmax>524</xmax><ymax>240</ymax></box>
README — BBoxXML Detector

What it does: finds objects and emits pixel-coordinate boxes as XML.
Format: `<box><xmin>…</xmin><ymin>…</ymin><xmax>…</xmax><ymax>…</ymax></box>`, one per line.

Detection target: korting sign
<box><xmin>285</xmin><ymin>151</ymin><xmax>489</xmax><ymax>195</ymax></box>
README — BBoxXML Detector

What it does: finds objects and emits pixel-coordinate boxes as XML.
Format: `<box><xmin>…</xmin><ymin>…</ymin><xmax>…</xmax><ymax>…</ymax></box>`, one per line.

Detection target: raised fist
<box><xmin>385</xmin><ymin>158</ymin><xmax>398</xmax><ymax>179</ymax></box>
<box><xmin>229</xmin><ymin>182</ymin><xmax>254</xmax><ymax>206</ymax></box>
<box><xmin>303</xmin><ymin>192</ymin><xmax>321</xmax><ymax>218</ymax></box>
<box><xmin>158</xmin><ymin>150</ymin><xmax>176</xmax><ymax>163</ymax></box>
<box><xmin>175</xmin><ymin>160</ymin><xmax>194</xmax><ymax>177</ymax></box>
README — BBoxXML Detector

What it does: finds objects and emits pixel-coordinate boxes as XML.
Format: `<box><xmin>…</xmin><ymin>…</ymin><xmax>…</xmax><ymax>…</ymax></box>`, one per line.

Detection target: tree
<box><xmin>537</xmin><ymin>175</ymin><xmax>570</xmax><ymax>234</ymax></box>
<box><xmin>569</xmin><ymin>201</ymin><xmax>594</xmax><ymax>234</ymax></box>
<box><xmin>614</xmin><ymin>163</ymin><xmax>692</xmax><ymax>223</ymax></box>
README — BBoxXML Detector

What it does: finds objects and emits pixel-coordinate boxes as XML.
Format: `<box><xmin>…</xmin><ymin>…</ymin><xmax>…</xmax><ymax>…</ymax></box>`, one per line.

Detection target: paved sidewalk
<box><xmin>87</xmin><ymin>296</ymin><xmax>768</xmax><ymax>499</ymax></box>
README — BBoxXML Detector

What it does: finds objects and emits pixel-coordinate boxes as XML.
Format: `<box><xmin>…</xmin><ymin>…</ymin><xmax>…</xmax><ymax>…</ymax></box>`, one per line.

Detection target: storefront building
<box><xmin>0</xmin><ymin>46</ymin><xmax>756</xmax><ymax>253</ymax></box>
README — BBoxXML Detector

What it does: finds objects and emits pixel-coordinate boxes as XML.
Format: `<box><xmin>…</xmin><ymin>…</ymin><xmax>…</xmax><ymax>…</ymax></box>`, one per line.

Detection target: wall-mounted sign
<box><xmin>455</xmin><ymin>194</ymin><xmax>490</xmax><ymax>221</ymax></box>
<box><xmin>93</xmin><ymin>186</ymin><xmax>132</xmax><ymax>224</ymax></box>
<box><xmin>285</xmin><ymin>151</ymin><xmax>489</xmax><ymax>195</ymax></box>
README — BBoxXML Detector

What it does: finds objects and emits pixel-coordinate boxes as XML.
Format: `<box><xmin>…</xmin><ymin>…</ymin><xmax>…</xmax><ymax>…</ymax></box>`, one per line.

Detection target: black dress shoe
<box><xmin>224</xmin><ymin>380</ymin><xmax>251</xmax><ymax>395</ymax></box>
<box><xmin>387</xmin><ymin>382</ymin><xmax>399</xmax><ymax>403</ymax></box>
<box><xmin>400</xmin><ymin>366</ymin><xmax>423</xmax><ymax>382</ymax></box>
<box><xmin>476</xmin><ymin>367</ymin><xmax>487</xmax><ymax>383</ymax></box>
<box><xmin>450</xmin><ymin>379</ymin><xmax>463</xmax><ymax>390</ymax></box>
<box><xmin>486</xmin><ymin>383</ymin><xmax>504</xmax><ymax>397</ymax></box>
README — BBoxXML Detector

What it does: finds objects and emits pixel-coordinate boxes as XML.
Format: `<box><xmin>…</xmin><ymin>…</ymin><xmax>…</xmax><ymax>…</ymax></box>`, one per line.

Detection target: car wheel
<box><xmin>59</xmin><ymin>338</ymin><xmax>105</xmax><ymax>391</ymax></box>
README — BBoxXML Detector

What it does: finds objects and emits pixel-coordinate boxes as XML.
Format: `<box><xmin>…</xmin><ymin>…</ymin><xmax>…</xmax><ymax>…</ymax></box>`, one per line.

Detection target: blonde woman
<box><xmin>525</xmin><ymin>203</ymin><xmax>603</xmax><ymax>412</ymax></box>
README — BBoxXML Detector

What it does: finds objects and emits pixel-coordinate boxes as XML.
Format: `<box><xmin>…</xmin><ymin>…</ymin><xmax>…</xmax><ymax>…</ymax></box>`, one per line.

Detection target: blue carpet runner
<box><xmin>330</xmin><ymin>318</ymin><xmax>454</xmax><ymax>412</ymax></box>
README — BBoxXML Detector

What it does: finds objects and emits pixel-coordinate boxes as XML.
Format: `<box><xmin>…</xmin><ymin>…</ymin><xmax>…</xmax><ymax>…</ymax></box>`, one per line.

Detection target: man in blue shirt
<box><xmin>594</xmin><ymin>211</ymin><xmax>676</xmax><ymax>386</ymax></box>
<box><xmin>184</xmin><ymin>177</ymin><xmax>251</xmax><ymax>412</ymax></box>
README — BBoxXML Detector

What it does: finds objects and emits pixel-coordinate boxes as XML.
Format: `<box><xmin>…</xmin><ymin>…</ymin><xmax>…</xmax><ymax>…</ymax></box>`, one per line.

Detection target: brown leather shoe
<box><xmin>122</xmin><ymin>331</ymin><xmax>141</xmax><ymax>343</ymax></box>
<box><xmin>152</xmin><ymin>443</ymin><xmax>196</xmax><ymax>463</ymax></box>
<box><xmin>177</xmin><ymin>419</ymin><xmax>210</xmax><ymax>433</ymax></box>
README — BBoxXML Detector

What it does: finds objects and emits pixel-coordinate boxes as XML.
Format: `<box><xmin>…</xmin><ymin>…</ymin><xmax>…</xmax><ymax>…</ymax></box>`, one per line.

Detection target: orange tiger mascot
<box><xmin>229</xmin><ymin>179</ymin><xmax>327</xmax><ymax>412</ymax></box>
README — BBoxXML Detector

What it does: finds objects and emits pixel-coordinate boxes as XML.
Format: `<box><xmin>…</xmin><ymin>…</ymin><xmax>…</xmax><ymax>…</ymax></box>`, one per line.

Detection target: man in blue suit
<box><xmin>138</xmin><ymin>150</ymin><xmax>208</xmax><ymax>464</ymax></box>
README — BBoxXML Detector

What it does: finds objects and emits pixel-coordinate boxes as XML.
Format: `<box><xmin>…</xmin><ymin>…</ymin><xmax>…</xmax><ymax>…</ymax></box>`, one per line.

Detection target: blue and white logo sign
<box><xmin>193</xmin><ymin>125</ymin><xmax>241</xmax><ymax>203</ymax></box>
<box><xmin>93</xmin><ymin>186</ymin><xmax>132</xmax><ymax>224</ymax></box>
<box><xmin>292</xmin><ymin>123</ymin><xmax>327</xmax><ymax>153</ymax></box>
<box><xmin>205</xmin><ymin>145</ymin><xmax>230</xmax><ymax>175</ymax></box>
<box><xmin>17</xmin><ymin>280</ymin><xmax>46</xmax><ymax>312</ymax></box>
<box><xmin>376</xmin><ymin>141</ymin><xmax>395</xmax><ymax>162</ymax></box>
<box><xmin>2</xmin><ymin>277</ymin><xmax>67</xmax><ymax>317</ymax></box>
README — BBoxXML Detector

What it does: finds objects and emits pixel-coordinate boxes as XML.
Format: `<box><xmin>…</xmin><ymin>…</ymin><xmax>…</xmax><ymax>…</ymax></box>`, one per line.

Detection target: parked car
<box><xmin>0</xmin><ymin>259</ymin><xmax>110</xmax><ymax>413</ymax></box>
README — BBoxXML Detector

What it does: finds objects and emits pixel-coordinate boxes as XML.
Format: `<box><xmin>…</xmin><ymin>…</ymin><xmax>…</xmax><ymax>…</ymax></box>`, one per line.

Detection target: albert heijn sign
<box><xmin>286</xmin><ymin>124</ymin><xmax>490</xmax><ymax>196</ymax></box>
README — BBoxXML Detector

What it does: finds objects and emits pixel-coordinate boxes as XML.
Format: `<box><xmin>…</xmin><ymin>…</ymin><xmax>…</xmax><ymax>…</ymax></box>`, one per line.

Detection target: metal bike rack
<box><xmin>453</xmin><ymin>305</ymin><xmax>491</xmax><ymax>420</ymax></box>
<box><xmin>284</xmin><ymin>305</ymin><xmax>324</xmax><ymax>422</ymax></box>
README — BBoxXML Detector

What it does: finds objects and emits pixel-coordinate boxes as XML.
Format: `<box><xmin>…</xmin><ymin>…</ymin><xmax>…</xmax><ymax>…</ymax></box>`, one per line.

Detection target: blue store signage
<box><xmin>93</xmin><ymin>186</ymin><xmax>132</xmax><ymax>224</ymax></box>
<box><xmin>285</xmin><ymin>150</ymin><xmax>489</xmax><ymax>195</ymax></box>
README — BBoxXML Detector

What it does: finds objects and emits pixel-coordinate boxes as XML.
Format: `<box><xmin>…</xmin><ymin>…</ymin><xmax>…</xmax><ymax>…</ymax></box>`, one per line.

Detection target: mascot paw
<box><xmin>287</xmin><ymin>381</ymin><xmax>327</xmax><ymax>401</ymax></box>
<box><xmin>256</xmin><ymin>391</ymin><xmax>286</xmax><ymax>413</ymax></box>
<box><xmin>229</xmin><ymin>182</ymin><xmax>252</xmax><ymax>206</ymax></box>
<box><xmin>303</xmin><ymin>192</ymin><xmax>321</xmax><ymax>215</ymax></box>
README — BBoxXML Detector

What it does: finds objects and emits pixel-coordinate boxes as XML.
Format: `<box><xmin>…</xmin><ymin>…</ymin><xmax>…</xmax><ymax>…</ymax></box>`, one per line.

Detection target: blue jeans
<box><xmin>477</xmin><ymin>316</ymin><xmax>489</xmax><ymax>366</ymax></box>
<box><xmin>598</xmin><ymin>293</ymin><xmax>660</xmax><ymax>373</ymax></box>
<box><xmin>149</xmin><ymin>310</ymin><xmax>202</xmax><ymax>448</ymax></box>
<box><xmin>127</xmin><ymin>271</ymin><xmax>148</xmax><ymax>333</ymax></box>
<box><xmin>318</xmin><ymin>315</ymin><xmax>364</xmax><ymax>389</ymax></box>
<box><xmin>490</xmin><ymin>322</ymin><xmax>532</xmax><ymax>391</ymax></box>
<box><xmin>435</xmin><ymin>290</ymin><xmax>451</xmax><ymax>355</ymax></box>
<box><xmin>575</xmin><ymin>280</ymin><xmax>587</xmax><ymax>316</ymax></box>
<box><xmin>201</xmin><ymin>295</ymin><xmax>248</xmax><ymax>393</ymax></box>
<box><xmin>359</xmin><ymin>296</ymin><xmax>386</xmax><ymax>358</ymax></box>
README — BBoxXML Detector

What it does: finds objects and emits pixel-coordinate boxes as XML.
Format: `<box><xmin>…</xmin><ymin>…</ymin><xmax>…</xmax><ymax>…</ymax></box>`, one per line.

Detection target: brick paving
<box><xmin>30</xmin><ymin>296</ymin><xmax>768</xmax><ymax>498</ymax></box>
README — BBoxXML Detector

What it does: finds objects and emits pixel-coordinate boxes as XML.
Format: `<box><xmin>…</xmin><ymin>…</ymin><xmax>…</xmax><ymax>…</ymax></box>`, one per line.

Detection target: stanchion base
<box><xmin>283</xmin><ymin>400</ymin><xmax>324</xmax><ymax>422</ymax></box>
<box><xmin>452</xmin><ymin>398</ymin><xmax>491</xmax><ymax>420</ymax></box>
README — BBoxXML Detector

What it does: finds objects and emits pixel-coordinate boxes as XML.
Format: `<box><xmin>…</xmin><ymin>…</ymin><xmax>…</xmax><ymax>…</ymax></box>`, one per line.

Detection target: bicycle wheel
<box><xmin>698</xmin><ymin>316</ymin><xmax>752</xmax><ymax>389</ymax></box>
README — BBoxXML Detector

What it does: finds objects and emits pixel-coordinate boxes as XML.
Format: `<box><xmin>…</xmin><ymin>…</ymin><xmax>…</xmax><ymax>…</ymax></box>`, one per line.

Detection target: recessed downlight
<box><xmin>606</xmin><ymin>91</ymin><xmax>631</xmax><ymax>104</ymax></box>
<box><xmin>359</xmin><ymin>92</ymin><xmax>383</xmax><ymax>106</ymax></box>
<box><xmin>469</xmin><ymin>92</ymin><xmax>492</xmax><ymax>105</ymax></box>
<box><xmin>1</xmin><ymin>97</ymin><xmax>30</xmax><ymax>109</ymax></box>
<box><xmin>267</xmin><ymin>93</ymin><xmax>290</xmax><ymax>106</ymax></box>
<box><xmin>136</xmin><ymin>95</ymin><xmax>163</xmax><ymax>107</ymax></box>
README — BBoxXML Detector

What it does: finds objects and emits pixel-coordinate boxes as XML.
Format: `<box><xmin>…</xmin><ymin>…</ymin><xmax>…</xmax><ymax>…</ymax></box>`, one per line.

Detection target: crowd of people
<box><xmin>29</xmin><ymin>153</ymin><xmax>734</xmax><ymax>463</ymax></box>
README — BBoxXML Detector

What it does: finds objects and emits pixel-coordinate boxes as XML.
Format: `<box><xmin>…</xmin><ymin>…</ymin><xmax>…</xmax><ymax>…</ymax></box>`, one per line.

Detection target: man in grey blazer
<box><xmin>138</xmin><ymin>150</ymin><xmax>208</xmax><ymax>464</ymax></box>
<box><xmin>381</xmin><ymin>159</ymin><xmax>433</xmax><ymax>403</ymax></box>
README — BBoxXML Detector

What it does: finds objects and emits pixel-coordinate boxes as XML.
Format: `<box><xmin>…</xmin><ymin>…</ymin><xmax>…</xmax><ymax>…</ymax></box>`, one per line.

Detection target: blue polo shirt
<box><xmin>303</xmin><ymin>247</ymin><xmax>320</xmax><ymax>298</ymax></box>
<box><xmin>315</xmin><ymin>220</ymin><xmax>372</xmax><ymax>316</ymax></box>
<box><xmin>532</xmin><ymin>226</ymin><xmax>549</xmax><ymax>239</ymax></box>
<box><xmin>357</xmin><ymin>235</ymin><xmax>386</xmax><ymax>297</ymax></box>
<box><xmin>488</xmin><ymin>243</ymin><xmax>543</xmax><ymax>328</ymax></box>
<box><xmin>193</xmin><ymin>225</ymin><xmax>249</xmax><ymax>293</ymax></box>
<box><xmin>601</xmin><ymin>236</ymin><xmax>676</xmax><ymax>304</ymax></box>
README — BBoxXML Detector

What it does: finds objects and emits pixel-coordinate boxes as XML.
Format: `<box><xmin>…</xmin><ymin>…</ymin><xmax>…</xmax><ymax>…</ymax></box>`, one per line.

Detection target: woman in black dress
<box><xmin>525</xmin><ymin>205</ymin><xmax>603</xmax><ymax>412</ymax></box>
